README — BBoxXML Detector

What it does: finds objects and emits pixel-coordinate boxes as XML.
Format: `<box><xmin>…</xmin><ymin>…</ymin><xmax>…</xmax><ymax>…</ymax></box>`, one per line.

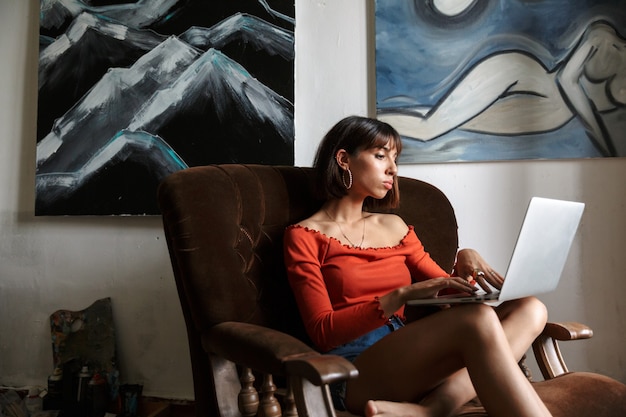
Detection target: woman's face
<box><xmin>346</xmin><ymin>140</ymin><xmax>398</xmax><ymax>200</ymax></box>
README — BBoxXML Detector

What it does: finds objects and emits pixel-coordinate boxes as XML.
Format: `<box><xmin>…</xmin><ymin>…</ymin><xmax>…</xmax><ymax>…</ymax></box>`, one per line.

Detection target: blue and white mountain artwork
<box><xmin>36</xmin><ymin>0</ymin><xmax>294</xmax><ymax>215</ymax></box>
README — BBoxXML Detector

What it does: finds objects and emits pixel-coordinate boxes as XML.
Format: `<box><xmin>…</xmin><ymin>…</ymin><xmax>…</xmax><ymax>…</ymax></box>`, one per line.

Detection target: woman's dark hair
<box><xmin>313</xmin><ymin>115</ymin><xmax>403</xmax><ymax>210</ymax></box>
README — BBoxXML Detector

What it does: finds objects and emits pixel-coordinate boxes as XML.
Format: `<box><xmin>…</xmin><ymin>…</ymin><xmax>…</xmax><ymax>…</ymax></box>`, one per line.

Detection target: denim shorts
<box><xmin>326</xmin><ymin>316</ymin><xmax>404</xmax><ymax>410</ymax></box>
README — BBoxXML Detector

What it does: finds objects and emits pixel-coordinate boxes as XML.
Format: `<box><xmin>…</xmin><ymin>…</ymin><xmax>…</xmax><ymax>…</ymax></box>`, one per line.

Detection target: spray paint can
<box><xmin>45</xmin><ymin>367</ymin><xmax>64</xmax><ymax>410</ymax></box>
<box><xmin>89</xmin><ymin>373</ymin><xmax>108</xmax><ymax>417</ymax></box>
<box><xmin>76</xmin><ymin>366</ymin><xmax>91</xmax><ymax>403</ymax></box>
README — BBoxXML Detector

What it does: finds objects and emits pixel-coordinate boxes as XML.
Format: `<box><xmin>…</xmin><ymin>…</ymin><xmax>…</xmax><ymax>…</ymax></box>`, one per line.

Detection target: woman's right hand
<box><xmin>379</xmin><ymin>277</ymin><xmax>476</xmax><ymax>317</ymax></box>
<box><xmin>401</xmin><ymin>277</ymin><xmax>477</xmax><ymax>301</ymax></box>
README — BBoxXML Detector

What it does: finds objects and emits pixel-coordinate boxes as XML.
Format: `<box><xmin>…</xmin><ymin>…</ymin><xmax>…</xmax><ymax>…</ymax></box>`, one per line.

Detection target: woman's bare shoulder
<box><xmin>366</xmin><ymin>212</ymin><xmax>409</xmax><ymax>246</ymax></box>
<box><xmin>293</xmin><ymin>211</ymin><xmax>332</xmax><ymax>234</ymax></box>
<box><xmin>369</xmin><ymin>212</ymin><xmax>408</xmax><ymax>228</ymax></box>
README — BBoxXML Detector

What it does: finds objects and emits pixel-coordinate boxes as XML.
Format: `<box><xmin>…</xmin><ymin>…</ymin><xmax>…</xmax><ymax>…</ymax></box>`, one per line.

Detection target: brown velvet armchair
<box><xmin>158</xmin><ymin>164</ymin><xmax>626</xmax><ymax>417</ymax></box>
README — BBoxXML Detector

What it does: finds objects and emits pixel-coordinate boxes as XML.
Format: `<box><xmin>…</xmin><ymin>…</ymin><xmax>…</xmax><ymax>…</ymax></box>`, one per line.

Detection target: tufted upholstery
<box><xmin>159</xmin><ymin>164</ymin><xmax>626</xmax><ymax>417</ymax></box>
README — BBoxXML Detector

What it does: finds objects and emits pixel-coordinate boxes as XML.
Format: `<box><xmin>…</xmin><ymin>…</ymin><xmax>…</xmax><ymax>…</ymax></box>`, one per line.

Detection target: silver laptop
<box><xmin>407</xmin><ymin>197</ymin><xmax>585</xmax><ymax>305</ymax></box>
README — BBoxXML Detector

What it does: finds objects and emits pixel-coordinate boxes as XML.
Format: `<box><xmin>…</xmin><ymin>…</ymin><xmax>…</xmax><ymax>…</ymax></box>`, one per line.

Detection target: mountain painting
<box><xmin>36</xmin><ymin>0</ymin><xmax>295</xmax><ymax>215</ymax></box>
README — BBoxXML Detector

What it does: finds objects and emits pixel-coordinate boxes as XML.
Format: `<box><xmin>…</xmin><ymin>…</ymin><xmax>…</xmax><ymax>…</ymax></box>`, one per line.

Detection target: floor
<box><xmin>140</xmin><ymin>397</ymin><xmax>194</xmax><ymax>417</ymax></box>
<box><xmin>169</xmin><ymin>402</ymin><xmax>195</xmax><ymax>417</ymax></box>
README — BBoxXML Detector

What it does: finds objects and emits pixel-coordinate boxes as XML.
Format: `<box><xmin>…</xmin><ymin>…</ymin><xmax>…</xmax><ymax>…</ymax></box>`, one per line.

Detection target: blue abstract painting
<box><xmin>375</xmin><ymin>0</ymin><xmax>626</xmax><ymax>163</ymax></box>
<box><xmin>36</xmin><ymin>0</ymin><xmax>294</xmax><ymax>215</ymax></box>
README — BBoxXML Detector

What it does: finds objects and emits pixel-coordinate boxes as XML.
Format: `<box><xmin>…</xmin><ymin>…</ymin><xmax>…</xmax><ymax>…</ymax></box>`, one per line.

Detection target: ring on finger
<box><xmin>472</xmin><ymin>269</ymin><xmax>485</xmax><ymax>279</ymax></box>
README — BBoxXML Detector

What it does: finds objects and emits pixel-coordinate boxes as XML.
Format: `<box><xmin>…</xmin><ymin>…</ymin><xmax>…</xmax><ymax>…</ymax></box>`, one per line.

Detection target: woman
<box><xmin>283</xmin><ymin>115</ymin><xmax>551</xmax><ymax>417</ymax></box>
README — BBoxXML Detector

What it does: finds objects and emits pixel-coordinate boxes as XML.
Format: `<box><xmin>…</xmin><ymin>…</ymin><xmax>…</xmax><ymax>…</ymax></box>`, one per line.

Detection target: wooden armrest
<box><xmin>285</xmin><ymin>355</ymin><xmax>359</xmax><ymax>417</ymax></box>
<box><xmin>532</xmin><ymin>321</ymin><xmax>593</xmax><ymax>380</ymax></box>
<box><xmin>203</xmin><ymin>321</ymin><xmax>319</xmax><ymax>376</ymax></box>
<box><xmin>541</xmin><ymin>321</ymin><xmax>593</xmax><ymax>341</ymax></box>
<box><xmin>203</xmin><ymin>323</ymin><xmax>356</xmax><ymax>417</ymax></box>
<box><xmin>284</xmin><ymin>354</ymin><xmax>359</xmax><ymax>386</ymax></box>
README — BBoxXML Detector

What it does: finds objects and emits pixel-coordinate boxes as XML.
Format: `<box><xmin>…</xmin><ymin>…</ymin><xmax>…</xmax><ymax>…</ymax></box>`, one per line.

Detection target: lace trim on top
<box><xmin>286</xmin><ymin>224</ymin><xmax>415</xmax><ymax>251</ymax></box>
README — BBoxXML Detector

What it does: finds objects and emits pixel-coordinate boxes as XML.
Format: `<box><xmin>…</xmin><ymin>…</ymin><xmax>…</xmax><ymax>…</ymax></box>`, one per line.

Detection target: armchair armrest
<box><xmin>202</xmin><ymin>321</ymin><xmax>358</xmax><ymax>417</ymax></box>
<box><xmin>532</xmin><ymin>321</ymin><xmax>593</xmax><ymax>380</ymax></box>
<box><xmin>541</xmin><ymin>321</ymin><xmax>593</xmax><ymax>341</ymax></box>
<box><xmin>285</xmin><ymin>355</ymin><xmax>359</xmax><ymax>417</ymax></box>
<box><xmin>284</xmin><ymin>354</ymin><xmax>359</xmax><ymax>386</ymax></box>
<box><xmin>204</xmin><ymin>321</ymin><xmax>358</xmax><ymax>383</ymax></box>
<box><xmin>203</xmin><ymin>321</ymin><xmax>320</xmax><ymax>376</ymax></box>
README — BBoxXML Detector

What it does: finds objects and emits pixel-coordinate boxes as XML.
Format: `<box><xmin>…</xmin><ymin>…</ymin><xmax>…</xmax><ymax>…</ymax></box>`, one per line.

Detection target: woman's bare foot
<box><xmin>364</xmin><ymin>400</ymin><xmax>431</xmax><ymax>417</ymax></box>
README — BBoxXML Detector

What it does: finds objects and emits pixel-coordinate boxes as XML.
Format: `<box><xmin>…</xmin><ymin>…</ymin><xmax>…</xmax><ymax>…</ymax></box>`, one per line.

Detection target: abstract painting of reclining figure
<box><xmin>375</xmin><ymin>0</ymin><xmax>626</xmax><ymax>164</ymax></box>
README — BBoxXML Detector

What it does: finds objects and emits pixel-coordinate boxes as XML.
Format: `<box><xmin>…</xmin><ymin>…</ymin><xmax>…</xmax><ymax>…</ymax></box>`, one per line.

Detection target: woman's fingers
<box><xmin>409</xmin><ymin>278</ymin><xmax>475</xmax><ymax>300</ymax></box>
<box><xmin>469</xmin><ymin>267</ymin><xmax>504</xmax><ymax>292</ymax></box>
<box><xmin>485</xmin><ymin>269</ymin><xmax>504</xmax><ymax>290</ymax></box>
<box><xmin>473</xmin><ymin>271</ymin><xmax>492</xmax><ymax>293</ymax></box>
<box><xmin>445</xmin><ymin>277</ymin><xmax>478</xmax><ymax>294</ymax></box>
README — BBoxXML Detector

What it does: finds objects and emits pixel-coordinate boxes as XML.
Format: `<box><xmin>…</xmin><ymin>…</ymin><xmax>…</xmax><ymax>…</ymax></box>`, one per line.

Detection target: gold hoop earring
<box><xmin>342</xmin><ymin>168</ymin><xmax>353</xmax><ymax>189</ymax></box>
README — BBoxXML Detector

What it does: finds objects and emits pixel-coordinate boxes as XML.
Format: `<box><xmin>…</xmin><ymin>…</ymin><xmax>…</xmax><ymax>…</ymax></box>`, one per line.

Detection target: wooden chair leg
<box><xmin>283</xmin><ymin>383</ymin><xmax>299</xmax><ymax>417</ymax></box>
<box><xmin>289</xmin><ymin>376</ymin><xmax>338</xmax><ymax>417</ymax></box>
<box><xmin>239</xmin><ymin>367</ymin><xmax>260</xmax><ymax>417</ymax></box>
<box><xmin>211</xmin><ymin>355</ymin><xmax>245</xmax><ymax>417</ymax></box>
<box><xmin>259</xmin><ymin>374</ymin><xmax>282</xmax><ymax>417</ymax></box>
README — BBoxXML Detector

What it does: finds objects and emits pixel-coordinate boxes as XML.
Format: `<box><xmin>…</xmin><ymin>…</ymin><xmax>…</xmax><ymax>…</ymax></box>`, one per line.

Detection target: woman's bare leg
<box><xmin>399</xmin><ymin>297</ymin><xmax>548</xmax><ymax>416</ymax></box>
<box><xmin>347</xmin><ymin>299</ymin><xmax>550</xmax><ymax>417</ymax></box>
<box><xmin>359</xmin><ymin>298</ymin><xmax>548</xmax><ymax>417</ymax></box>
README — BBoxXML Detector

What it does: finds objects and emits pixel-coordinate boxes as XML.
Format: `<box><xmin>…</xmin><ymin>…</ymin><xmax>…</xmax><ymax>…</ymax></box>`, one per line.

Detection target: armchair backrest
<box><xmin>158</xmin><ymin>164</ymin><xmax>458</xmax><ymax>414</ymax></box>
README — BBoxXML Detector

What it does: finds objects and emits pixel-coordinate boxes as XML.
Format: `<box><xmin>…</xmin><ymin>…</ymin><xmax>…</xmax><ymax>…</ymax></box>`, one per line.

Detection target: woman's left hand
<box><xmin>454</xmin><ymin>249</ymin><xmax>504</xmax><ymax>292</ymax></box>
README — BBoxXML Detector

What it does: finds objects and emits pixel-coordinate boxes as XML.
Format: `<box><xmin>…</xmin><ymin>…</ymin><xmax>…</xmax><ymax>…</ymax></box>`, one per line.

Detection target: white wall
<box><xmin>0</xmin><ymin>0</ymin><xmax>624</xmax><ymax>400</ymax></box>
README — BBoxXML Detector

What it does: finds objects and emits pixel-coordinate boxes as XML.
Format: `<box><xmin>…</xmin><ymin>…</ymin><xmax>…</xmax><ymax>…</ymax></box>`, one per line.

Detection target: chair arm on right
<box><xmin>540</xmin><ymin>321</ymin><xmax>593</xmax><ymax>341</ymax></box>
<box><xmin>532</xmin><ymin>321</ymin><xmax>594</xmax><ymax>380</ymax></box>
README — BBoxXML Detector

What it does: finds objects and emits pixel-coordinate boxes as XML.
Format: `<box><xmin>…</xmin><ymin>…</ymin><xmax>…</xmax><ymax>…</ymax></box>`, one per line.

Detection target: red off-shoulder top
<box><xmin>283</xmin><ymin>225</ymin><xmax>449</xmax><ymax>352</ymax></box>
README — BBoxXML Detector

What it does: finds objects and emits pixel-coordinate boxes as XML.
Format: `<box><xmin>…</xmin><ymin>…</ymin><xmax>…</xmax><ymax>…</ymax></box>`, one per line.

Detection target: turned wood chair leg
<box><xmin>239</xmin><ymin>367</ymin><xmax>260</xmax><ymax>417</ymax></box>
<box><xmin>259</xmin><ymin>374</ymin><xmax>282</xmax><ymax>417</ymax></box>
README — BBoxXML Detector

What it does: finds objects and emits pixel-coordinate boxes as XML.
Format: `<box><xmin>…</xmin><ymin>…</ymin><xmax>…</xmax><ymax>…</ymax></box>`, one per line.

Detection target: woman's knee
<box><xmin>519</xmin><ymin>297</ymin><xmax>548</xmax><ymax>331</ymax></box>
<box><xmin>460</xmin><ymin>303</ymin><xmax>503</xmax><ymax>337</ymax></box>
<box><xmin>503</xmin><ymin>297</ymin><xmax>548</xmax><ymax>329</ymax></box>
<box><xmin>523</xmin><ymin>296</ymin><xmax>547</xmax><ymax>316</ymax></box>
